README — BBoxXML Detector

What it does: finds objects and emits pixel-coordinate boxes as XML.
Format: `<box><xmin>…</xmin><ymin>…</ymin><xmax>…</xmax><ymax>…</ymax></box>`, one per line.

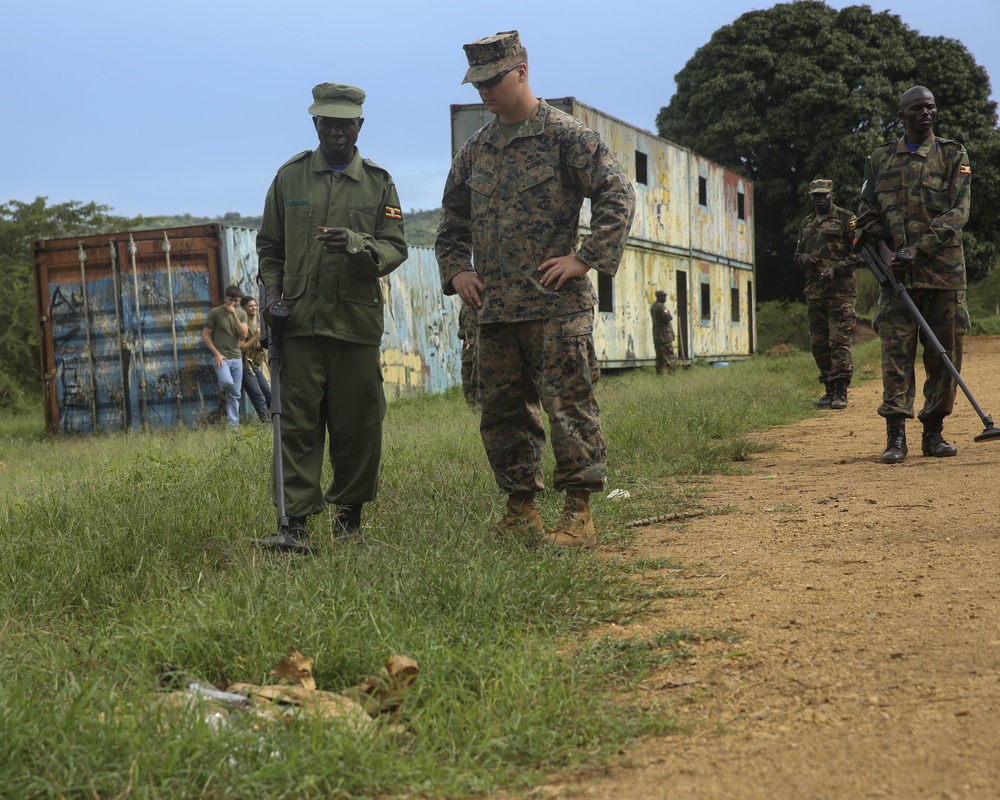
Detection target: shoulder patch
<box><xmin>960</xmin><ymin>165</ymin><xmax>972</xmax><ymax>175</ymax></box>
<box><xmin>384</xmin><ymin>205</ymin><xmax>403</xmax><ymax>220</ymax></box>
<box><xmin>278</xmin><ymin>150</ymin><xmax>312</xmax><ymax>171</ymax></box>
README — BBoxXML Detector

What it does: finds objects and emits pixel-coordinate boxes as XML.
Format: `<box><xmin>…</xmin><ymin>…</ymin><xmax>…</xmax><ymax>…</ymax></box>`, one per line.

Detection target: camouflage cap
<box><xmin>461</xmin><ymin>30</ymin><xmax>527</xmax><ymax>85</ymax></box>
<box><xmin>308</xmin><ymin>83</ymin><xmax>365</xmax><ymax>118</ymax></box>
<box><xmin>809</xmin><ymin>179</ymin><xmax>834</xmax><ymax>194</ymax></box>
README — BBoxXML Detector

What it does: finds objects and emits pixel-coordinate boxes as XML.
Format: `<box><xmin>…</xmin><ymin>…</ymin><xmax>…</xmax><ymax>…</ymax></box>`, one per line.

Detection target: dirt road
<box><xmin>549</xmin><ymin>336</ymin><xmax>1000</xmax><ymax>799</ymax></box>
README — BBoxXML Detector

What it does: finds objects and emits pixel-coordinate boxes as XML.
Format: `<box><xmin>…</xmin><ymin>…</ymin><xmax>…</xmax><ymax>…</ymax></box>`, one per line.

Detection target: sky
<box><xmin>2</xmin><ymin>0</ymin><xmax>998</xmax><ymax>220</ymax></box>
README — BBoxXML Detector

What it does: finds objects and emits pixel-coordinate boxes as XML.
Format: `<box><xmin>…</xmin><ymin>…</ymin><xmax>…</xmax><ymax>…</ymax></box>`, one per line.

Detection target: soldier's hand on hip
<box><xmin>453</xmin><ymin>270</ymin><xmax>483</xmax><ymax>309</ymax></box>
<box><xmin>538</xmin><ymin>254</ymin><xmax>589</xmax><ymax>290</ymax></box>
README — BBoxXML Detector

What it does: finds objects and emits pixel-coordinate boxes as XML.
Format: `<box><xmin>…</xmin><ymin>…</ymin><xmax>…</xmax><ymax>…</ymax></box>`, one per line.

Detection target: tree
<box><xmin>0</xmin><ymin>198</ymin><xmax>138</xmax><ymax>407</ymax></box>
<box><xmin>656</xmin><ymin>1</ymin><xmax>1000</xmax><ymax>302</ymax></box>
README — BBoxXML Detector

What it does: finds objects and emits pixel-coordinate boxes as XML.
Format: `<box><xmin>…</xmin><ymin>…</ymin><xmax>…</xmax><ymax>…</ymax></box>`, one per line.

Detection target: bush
<box><xmin>755</xmin><ymin>300</ymin><xmax>811</xmax><ymax>353</ymax></box>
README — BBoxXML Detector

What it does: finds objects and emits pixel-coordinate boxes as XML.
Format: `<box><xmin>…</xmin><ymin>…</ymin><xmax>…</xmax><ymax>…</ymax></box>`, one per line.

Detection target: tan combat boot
<box><xmin>496</xmin><ymin>492</ymin><xmax>543</xmax><ymax>536</ymax></box>
<box><xmin>542</xmin><ymin>490</ymin><xmax>598</xmax><ymax>549</ymax></box>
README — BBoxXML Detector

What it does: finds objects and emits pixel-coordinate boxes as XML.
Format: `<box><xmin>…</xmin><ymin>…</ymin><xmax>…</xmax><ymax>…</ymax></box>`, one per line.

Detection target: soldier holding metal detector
<box><xmin>855</xmin><ymin>85</ymin><xmax>973</xmax><ymax>464</ymax></box>
<box><xmin>253</xmin><ymin>82</ymin><xmax>407</xmax><ymax>553</ymax></box>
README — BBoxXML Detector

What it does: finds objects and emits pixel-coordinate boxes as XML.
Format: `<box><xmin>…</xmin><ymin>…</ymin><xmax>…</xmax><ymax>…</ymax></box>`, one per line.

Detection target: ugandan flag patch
<box><xmin>960</xmin><ymin>165</ymin><xmax>971</xmax><ymax>175</ymax></box>
<box><xmin>385</xmin><ymin>205</ymin><xmax>402</xmax><ymax>220</ymax></box>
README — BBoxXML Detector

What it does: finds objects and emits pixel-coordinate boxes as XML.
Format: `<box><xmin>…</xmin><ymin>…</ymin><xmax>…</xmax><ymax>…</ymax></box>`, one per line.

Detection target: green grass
<box><xmin>0</xmin><ymin>342</ymin><xmax>880</xmax><ymax>798</ymax></box>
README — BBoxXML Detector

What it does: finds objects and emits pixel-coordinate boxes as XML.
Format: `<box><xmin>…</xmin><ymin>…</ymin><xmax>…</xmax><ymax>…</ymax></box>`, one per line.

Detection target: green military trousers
<box><xmin>274</xmin><ymin>335</ymin><xmax>386</xmax><ymax>518</ymax></box>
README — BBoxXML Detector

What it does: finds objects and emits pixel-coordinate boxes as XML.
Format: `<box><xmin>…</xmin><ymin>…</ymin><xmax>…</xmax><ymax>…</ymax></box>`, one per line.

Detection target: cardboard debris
<box><xmin>269</xmin><ymin>647</ymin><xmax>316</xmax><ymax>690</ymax></box>
<box><xmin>152</xmin><ymin>650</ymin><xmax>419</xmax><ymax>734</ymax></box>
<box><xmin>342</xmin><ymin>654</ymin><xmax>419</xmax><ymax>720</ymax></box>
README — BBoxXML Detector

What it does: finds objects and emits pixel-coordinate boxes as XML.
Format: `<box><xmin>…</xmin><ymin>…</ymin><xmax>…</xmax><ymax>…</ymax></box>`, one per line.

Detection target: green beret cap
<box><xmin>809</xmin><ymin>179</ymin><xmax>834</xmax><ymax>194</ymax></box>
<box><xmin>461</xmin><ymin>30</ymin><xmax>526</xmax><ymax>85</ymax></box>
<box><xmin>308</xmin><ymin>83</ymin><xmax>365</xmax><ymax>118</ymax></box>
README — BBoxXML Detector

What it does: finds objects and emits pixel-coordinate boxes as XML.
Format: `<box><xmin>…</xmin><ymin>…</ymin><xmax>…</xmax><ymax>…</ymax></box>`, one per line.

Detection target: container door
<box><xmin>114</xmin><ymin>231</ymin><xmax>223</xmax><ymax>431</ymax></box>
<box><xmin>41</xmin><ymin>241</ymin><xmax>130</xmax><ymax>434</ymax></box>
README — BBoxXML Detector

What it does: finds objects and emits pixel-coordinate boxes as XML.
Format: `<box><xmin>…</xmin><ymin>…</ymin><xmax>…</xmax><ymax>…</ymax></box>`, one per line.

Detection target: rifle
<box><xmin>855</xmin><ymin>239</ymin><xmax>1000</xmax><ymax>443</ymax></box>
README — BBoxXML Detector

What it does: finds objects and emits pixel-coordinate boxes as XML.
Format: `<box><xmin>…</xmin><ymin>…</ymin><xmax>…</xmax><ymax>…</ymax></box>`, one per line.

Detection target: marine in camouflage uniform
<box><xmin>255</xmin><ymin>83</ymin><xmax>407</xmax><ymax>552</ymax></box>
<box><xmin>856</xmin><ymin>85</ymin><xmax>971</xmax><ymax>464</ymax></box>
<box><xmin>793</xmin><ymin>179</ymin><xmax>863</xmax><ymax>409</ymax></box>
<box><xmin>436</xmin><ymin>30</ymin><xmax>636</xmax><ymax>548</ymax></box>
<box><xmin>649</xmin><ymin>290</ymin><xmax>676</xmax><ymax>376</ymax></box>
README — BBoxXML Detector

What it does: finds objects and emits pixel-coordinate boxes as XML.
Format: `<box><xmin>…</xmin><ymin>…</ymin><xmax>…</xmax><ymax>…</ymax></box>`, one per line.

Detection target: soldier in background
<box><xmin>856</xmin><ymin>85</ymin><xmax>971</xmax><ymax>464</ymax></box>
<box><xmin>649</xmin><ymin>289</ymin><xmax>676</xmax><ymax>376</ymax></box>
<box><xmin>793</xmin><ymin>179</ymin><xmax>863</xmax><ymax>409</ymax></box>
<box><xmin>436</xmin><ymin>30</ymin><xmax>635</xmax><ymax>548</ymax></box>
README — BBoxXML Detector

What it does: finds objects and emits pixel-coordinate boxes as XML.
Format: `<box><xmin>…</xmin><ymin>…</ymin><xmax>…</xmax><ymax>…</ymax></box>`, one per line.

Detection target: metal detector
<box><xmin>857</xmin><ymin>240</ymin><xmax>1000</xmax><ymax>443</ymax></box>
<box><xmin>252</xmin><ymin>300</ymin><xmax>317</xmax><ymax>554</ymax></box>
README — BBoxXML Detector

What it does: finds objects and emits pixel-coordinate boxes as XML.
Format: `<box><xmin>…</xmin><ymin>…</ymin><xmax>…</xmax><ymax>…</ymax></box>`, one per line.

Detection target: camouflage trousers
<box><xmin>872</xmin><ymin>288</ymin><xmax>969</xmax><ymax>421</ymax></box>
<box><xmin>460</xmin><ymin>333</ymin><xmax>479</xmax><ymax>408</ymax></box>
<box><xmin>807</xmin><ymin>297</ymin><xmax>856</xmax><ymax>384</ymax></box>
<box><xmin>654</xmin><ymin>340</ymin><xmax>676</xmax><ymax>375</ymax></box>
<box><xmin>477</xmin><ymin>310</ymin><xmax>606</xmax><ymax>495</ymax></box>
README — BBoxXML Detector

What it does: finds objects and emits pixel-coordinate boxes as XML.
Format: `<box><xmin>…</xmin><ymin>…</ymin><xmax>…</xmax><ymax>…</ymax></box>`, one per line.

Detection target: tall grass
<box><xmin>0</xmin><ymin>343</ymin><xmax>878</xmax><ymax>798</ymax></box>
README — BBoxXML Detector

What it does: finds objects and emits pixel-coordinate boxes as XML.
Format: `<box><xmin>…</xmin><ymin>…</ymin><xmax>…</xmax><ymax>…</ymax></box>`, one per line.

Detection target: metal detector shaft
<box><xmin>268</xmin><ymin>329</ymin><xmax>289</xmax><ymax>529</ymax></box>
<box><xmin>858</xmin><ymin>241</ymin><xmax>999</xmax><ymax>440</ymax></box>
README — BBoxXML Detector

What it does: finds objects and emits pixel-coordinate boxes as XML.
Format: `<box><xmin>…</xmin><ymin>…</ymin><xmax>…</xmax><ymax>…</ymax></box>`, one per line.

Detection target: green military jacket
<box><xmin>436</xmin><ymin>99</ymin><xmax>636</xmax><ymax>324</ymax></box>
<box><xmin>793</xmin><ymin>204</ymin><xmax>863</xmax><ymax>301</ymax></box>
<box><xmin>257</xmin><ymin>146</ymin><xmax>408</xmax><ymax>344</ymax></box>
<box><xmin>856</xmin><ymin>132</ymin><xmax>970</xmax><ymax>290</ymax></box>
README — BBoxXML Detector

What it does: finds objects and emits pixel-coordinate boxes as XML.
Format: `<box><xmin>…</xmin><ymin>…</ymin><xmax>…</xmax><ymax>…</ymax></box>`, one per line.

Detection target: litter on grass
<box><xmin>151</xmin><ymin>648</ymin><xmax>419</xmax><ymax>734</ymax></box>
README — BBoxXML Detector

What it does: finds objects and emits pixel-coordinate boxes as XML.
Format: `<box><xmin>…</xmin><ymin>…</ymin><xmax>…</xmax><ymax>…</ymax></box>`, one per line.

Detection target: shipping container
<box><xmin>33</xmin><ymin>224</ymin><xmax>260</xmax><ymax>434</ymax></box>
<box><xmin>451</xmin><ymin>98</ymin><xmax>756</xmax><ymax>366</ymax></box>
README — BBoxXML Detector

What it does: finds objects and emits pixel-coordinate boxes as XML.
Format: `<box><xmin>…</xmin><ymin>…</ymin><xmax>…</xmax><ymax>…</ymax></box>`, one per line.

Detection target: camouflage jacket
<box><xmin>793</xmin><ymin>204</ymin><xmax>863</xmax><ymax>301</ymax></box>
<box><xmin>650</xmin><ymin>301</ymin><xmax>675</xmax><ymax>344</ymax></box>
<box><xmin>856</xmin><ymin>132</ymin><xmax>970</xmax><ymax>290</ymax></box>
<box><xmin>257</xmin><ymin>146</ymin><xmax>408</xmax><ymax>345</ymax></box>
<box><xmin>435</xmin><ymin>99</ymin><xmax>636</xmax><ymax>323</ymax></box>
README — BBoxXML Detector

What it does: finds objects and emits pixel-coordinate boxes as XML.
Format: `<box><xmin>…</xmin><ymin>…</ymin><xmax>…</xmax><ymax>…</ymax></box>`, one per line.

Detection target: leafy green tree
<box><xmin>0</xmin><ymin>198</ymin><xmax>139</xmax><ymax>407</ymax></box>
<box><xmin>656</xmin><ymin>1</ymin><xmax>1000</xmax><ymax>301</ymax></box>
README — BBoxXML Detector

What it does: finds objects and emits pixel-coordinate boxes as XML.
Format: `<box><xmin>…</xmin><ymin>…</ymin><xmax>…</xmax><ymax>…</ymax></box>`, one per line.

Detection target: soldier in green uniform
<box><xmin>793</xmin><ymin>179</ymin><xmax>863</xmax><ymax>409</ymax></box>
<box><xmin>255</xmin><ymin>83</ymin><xmax>407</xmax><ymax>551</ymax></box>
<box><xmin>436</xmin><ymin>31</ymin><xmax>636</xmax><ymax>548</ymax></box>
<box><xmin>856</xmin><ymin>86</ymin><xmax>971</xmax><ymax>464</ymax></box>
<box><xmin>649</xmin><ymin>289</ymin><xmax>676</xmax><ymax>376</ymax></box>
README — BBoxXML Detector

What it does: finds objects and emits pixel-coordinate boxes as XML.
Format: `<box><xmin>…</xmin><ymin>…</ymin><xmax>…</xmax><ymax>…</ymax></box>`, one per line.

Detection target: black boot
<box><xmin>812</xmin><ymin>382</ymin><xmax>834</xmax><ymax>407</ymax></box>
<box><xmin>830</xmin><ymin>380</ymin><xmax>848</xmax><ymax>410</ymax></box>
<box><xmin>334</xmin><ymin>504</ymin><xmax>364</xmax><ymax>537</ymax></box>
<box><xmin>881</xmin><ymin>416</ymin><xmax>907</xmax><ymax>464</ymax></box>
<box><xmin>921</xmin><ymin>416</ymin><xmax>958</xmax><ymax>458</ymax></box>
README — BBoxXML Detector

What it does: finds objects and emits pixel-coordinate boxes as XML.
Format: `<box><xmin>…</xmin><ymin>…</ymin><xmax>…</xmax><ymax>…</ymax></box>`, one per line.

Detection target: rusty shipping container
<box><xmin>33</xmin><ymin>224</ymin><xmax>260</xmax><ymax>434</ymax></box>
<box><xmin>34</xmin><ymin>224</ymin><xmax>464</xmax><ymax>433</ymax></box>
<box><xmin>451</xmin><ymin>98</ymin><xmax>756</xmax><ymax>366</ymax></box>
